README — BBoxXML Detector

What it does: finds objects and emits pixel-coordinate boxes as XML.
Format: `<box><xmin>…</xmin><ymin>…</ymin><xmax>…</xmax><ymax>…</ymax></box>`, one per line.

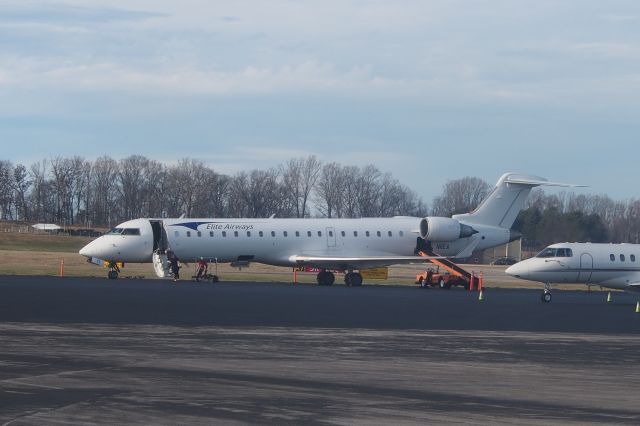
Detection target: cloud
<box><xmin>0</xmin><ymin>2</ymin><xmax>164</xmax><ymax>25</ymax></box>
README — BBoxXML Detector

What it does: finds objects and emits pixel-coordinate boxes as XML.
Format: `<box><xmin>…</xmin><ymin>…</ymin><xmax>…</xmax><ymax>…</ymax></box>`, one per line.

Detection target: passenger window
<box><xmin>187</xmin><ymin>231</ymin><xmax>191</xmax><ymax>237</ymax></box>
<box><xmin>329</xmin><ymin>231</ymin><xmax>333</xmax><ymax>237</ymax></box>
<box><xmin>610</xmin><ymin>254</ymin><xmax>615</xmax><ymax>261</ymax></box>
<box><xmin>247</xmin><ymin>231</ymin><xmax>251</xmax><ymax>237</ymax></box>
<box><xmin>296</xmin><ymin>231</ymin><xmax>300</xmax><ymax>237</ymax></box>
<box><xmin>197</xmin><ymin>231</ymin><xmax>202</xmax><ymax>237</ymax></box>
<box><xmin>259</xmin><ymin>231</ymin><xmax>264</xmax><ymax>237</ymax></box>
<box><xmin>620</xmin><ymin>254</ymin><xmax>625</xmax><ymax>262</ymax></box>
<box><xmin>271</xmin><ymin>231</ymin><xmax>276</xmax><ymax>237</ymax></box>
<box><xmin>210</xmin><ymin>231</ymin><xmax>214</xmax><ymax>237</ymax></box>
<box><xmin>174</xmin><ymin>231</ymin><xmax>179</xmax><ymax>237</ymax></box>
<box><xmin>341</xmin><ymin>231</ymin><xmax>346</xmax><ymax>237</ymax></box>
<box><xmin>318</xmin><ymin>231</ymin><xmax>322</xmax><ymax>237</ymax></box>
<box><xmin>399</xmin><ymin>231</ymin><xmax>404</xmax><ymax>237</ymax></box>
<box><xmin>354</xmin><ymin>231</ymin><xmax>358</xmax><ymax>237</ymax></box>
<box><xmin>307</xmin><ymin>231</ymin><xmax>312</xmax><ymax>237</ymax></box>
<box><xmin>284</xmin><ymin>231</ymin><xmax>288</xmax><ymax>237</ymax></box>
<box><xmin>234</xmin><ymin>231</ymin><xmax>239</xmax><ymax>237</ymax></box>
<box><xmin>222</xmin><ymin>231</ymin><xmax>227</xmax><ymax>237</ymax></box>
<box><xmin>366</xmin><ymin>231</ymin><xmax>370</xmax><ymax>237</ymax></box>
<box><xmin>376</xmin><ymin>231</ymin><xmax>381</xmax><ymax>237</ymax></box>
<box><xmin>632</xmin><ymin>254</ymin><xmax>636</xmax><ymax>262</ymax></box>
<box><xmin>388</xmin><ymin>231</ymin><xmax>393</xmax><ymax>237</ymax></box>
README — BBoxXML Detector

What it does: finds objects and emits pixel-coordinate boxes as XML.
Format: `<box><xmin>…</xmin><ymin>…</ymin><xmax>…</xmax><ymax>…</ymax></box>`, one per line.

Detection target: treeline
<box><xmin>514</xmin><ymin>189</ymin><xmax>640</xmax><ymax>248</ymax></box>
<box><xmin>0</xmin><ymin>156</ymin><xmax>428</xmax><ymax>227</ymax></box>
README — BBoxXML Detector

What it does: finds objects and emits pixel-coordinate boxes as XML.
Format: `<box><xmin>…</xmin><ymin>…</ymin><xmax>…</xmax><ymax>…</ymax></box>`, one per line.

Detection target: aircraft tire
<box><xmin>108</xmin><ymin>270</ymin><xmax>118</xmax><ymax>280</ymax></box>
<box><xmin>351</xmin><ymin>273</ymin><xmax>363</xmax><ymax>287</ymax></box>
<box><xmin>541</xmin><ymin>291</ymin><xmax>552</xmax><ymax>303</ymax></box>
<box><xmin>317</xmin><ymin>271</ymin><xmax>335</xmax><ymax>286</ymax></box>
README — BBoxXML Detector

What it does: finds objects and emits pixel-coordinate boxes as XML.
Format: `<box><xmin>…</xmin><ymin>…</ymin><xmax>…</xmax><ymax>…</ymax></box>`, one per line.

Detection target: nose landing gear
<box><xmin>541</xmin><ymin>283</ymin><xmax>552</xmax><ymax>303</ymax></box>
<box><xmin>107</xmin><ymin>261</ymin><xmax>120</xmax><ymax>280</ymax></box>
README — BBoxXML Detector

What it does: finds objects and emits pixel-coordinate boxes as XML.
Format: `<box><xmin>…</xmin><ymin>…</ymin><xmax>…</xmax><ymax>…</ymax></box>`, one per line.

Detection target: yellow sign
<box><xmin>103</xmin><ymin>261</ymin><xmax>124</xmax><ymax>269</ymax></box>
<box><xmin>360</xmin><ymin>267</ymin><xmax>389</xmax><ymax>280</ymax></box>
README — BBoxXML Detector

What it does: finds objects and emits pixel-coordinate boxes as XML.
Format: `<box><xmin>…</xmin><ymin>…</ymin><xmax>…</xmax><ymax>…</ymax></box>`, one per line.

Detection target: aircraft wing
<box><xmin>289</xmin><ymin>255</ymin><xmax>444</xmax><ymax>270</ymax></box>
<box><xmin>628</xmin><ymin>282</ymin><xmax>640</xmax><ymax>291</ymax></box>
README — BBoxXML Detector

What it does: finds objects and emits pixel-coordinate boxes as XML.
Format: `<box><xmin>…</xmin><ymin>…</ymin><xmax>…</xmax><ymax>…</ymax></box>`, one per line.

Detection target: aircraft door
<box><xmin>150</xmin><ymin>220</ymin><xmax>168</xmax><ymax>253</ymax></box>
<box><xmin>326</xmin><ymin>227</ymin><xmax>336</xmax><ymax>248</ymax></box>
<box><xmin>577</xmin><ymin>253</ymin><xmax>594</xmax><ymax>283</ymax></box>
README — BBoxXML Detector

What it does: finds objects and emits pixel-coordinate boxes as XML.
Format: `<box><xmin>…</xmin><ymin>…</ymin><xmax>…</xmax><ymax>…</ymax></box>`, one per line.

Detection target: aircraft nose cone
<box><xmin>79</xmin><ymin>240</ymin><xmax>98</xmax><ymax>258</ymax></box>
<box><xmin>505</xmin><ymin>262</ymin><xmax>528</xmax><ymax>279</ymax></box>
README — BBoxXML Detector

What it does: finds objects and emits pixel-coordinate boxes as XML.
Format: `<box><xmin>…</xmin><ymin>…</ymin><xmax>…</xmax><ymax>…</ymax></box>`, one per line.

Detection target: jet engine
<box><xmin>419</xmin><ymin>217</ymin><xmax>478</xmax><ymax>241</ymax></box>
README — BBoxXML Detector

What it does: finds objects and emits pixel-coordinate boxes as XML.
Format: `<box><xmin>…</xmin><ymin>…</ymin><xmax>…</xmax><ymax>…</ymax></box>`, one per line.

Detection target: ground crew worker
<box><xmin>169</xmin><ymin>255</ymin><xmax>180</xmax><ymax>282</ymax></box>
<box><xmin>426</xmin><ymin>268</ymin><xmax>434</xmax><ymax>286</ymax></box>
<box><xmin>196</xmin><ymin>257</ymin><xmax>208</xmax><ymax>282</ymax></box>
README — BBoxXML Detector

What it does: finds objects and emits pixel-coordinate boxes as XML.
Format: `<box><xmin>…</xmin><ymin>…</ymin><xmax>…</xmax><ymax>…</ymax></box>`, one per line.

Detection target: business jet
<box><xmin>79</xmin><ymin>172</ymin><xmax>580</xmax><ymax>286</ymax></box>
<box><xmin>506</xmin><ymin>243</ymin><xmax>640</xmax><ymax>302</ymax></box>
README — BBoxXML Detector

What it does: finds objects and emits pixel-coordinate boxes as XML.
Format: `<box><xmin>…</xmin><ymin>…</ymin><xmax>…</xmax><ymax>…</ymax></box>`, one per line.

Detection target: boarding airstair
<box><xmin>153</xmin><ymin>251</ymin><xmax>171</xmax><ymax>278</ymax></box>
<box><xmin>418</xmin><ymin>249</ymin><xmax>472</xmax><ymax>281</ymax></box>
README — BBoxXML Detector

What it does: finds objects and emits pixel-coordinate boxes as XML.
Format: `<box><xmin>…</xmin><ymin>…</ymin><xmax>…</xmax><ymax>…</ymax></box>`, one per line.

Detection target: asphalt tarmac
<box><xmin>1</xmin><ymin>276</ymin><xmax>639</xmax><ymax>425</ymax></box>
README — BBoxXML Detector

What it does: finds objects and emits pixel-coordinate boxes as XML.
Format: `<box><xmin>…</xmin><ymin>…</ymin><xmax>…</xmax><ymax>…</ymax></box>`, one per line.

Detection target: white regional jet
<box><xmin>79</xmin><ymin>173</ymin><xmax>578</xmax><ymax>286</ymax></box>
<box><xmin>506</xmin><ymin>243</ymin><xmax>640</xmax><ymax>302</ymax></box>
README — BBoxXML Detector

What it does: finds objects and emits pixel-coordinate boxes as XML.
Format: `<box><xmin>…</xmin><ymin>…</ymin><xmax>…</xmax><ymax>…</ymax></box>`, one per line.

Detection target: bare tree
<box><xmin>431</xmin><ymin>176</ymin><xmax>490</xmax><ymax>217</ymax></box>
<box><xmin>282</xmin><ymin>155</ymin><xmax>322</xmax><ymax>218</ymax></box>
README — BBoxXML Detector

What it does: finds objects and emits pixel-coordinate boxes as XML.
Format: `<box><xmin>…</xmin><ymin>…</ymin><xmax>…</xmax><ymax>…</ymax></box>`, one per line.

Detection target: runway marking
<box><xmin>1</xmin><ymin>380</ymin><xmax>62</xmax><ymax>390</ymax></box>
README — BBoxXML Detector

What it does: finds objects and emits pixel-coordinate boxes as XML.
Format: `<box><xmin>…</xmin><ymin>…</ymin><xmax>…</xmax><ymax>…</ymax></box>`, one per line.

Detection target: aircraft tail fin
<box><xmin>453</xmin><ymin>173</ymin><xmax>585</xmax><ymax>229</ymax></box>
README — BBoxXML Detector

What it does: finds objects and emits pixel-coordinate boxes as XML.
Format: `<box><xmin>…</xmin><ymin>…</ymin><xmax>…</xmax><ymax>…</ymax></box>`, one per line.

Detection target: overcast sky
<box><xmin>1</xmin><ymin>0</ymin><xmax>639</xmax><ymax>202</ymax></box>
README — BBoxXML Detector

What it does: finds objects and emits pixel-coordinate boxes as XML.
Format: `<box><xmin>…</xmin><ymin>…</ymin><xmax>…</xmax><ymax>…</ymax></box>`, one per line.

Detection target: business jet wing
<box><xmin>289</xmin><ymin>255</ymin><xmax>444</xmax><ymax>270</ymax></box>
<box><xmin>628</xmin><ymin>282</ymin><xmax>640</xmax><ymax>291</ymax></box>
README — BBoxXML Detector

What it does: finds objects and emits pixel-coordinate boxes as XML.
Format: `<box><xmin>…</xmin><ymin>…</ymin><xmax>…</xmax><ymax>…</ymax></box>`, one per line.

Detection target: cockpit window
<box><xmin>536</xmin><ymin>247</ymin><xmax>573</xmax><ymax>258</ymax></box>
<box><xmin>122</xmin><ymin>228</ymin><xmax>140</xmax><ymax>236</ymax></box>
<box><xmin>106</xmin><ymin>228</ymin><xmax>124</xmax><ymax>235</ymax></box>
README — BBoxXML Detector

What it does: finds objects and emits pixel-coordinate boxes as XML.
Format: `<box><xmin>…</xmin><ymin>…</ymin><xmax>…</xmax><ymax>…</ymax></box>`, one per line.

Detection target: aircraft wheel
<box><xmin>108</xmin><ymin>270</ymin><xmax>118</xmax><ymax>280</ymax></box>
<box><xmin>211</xmin><ymin>275</ymin><xmax>219</xmax><ymax>283</ymax></box>
<box><xmin>317</xmin><ymin>271</ymin><xmax>335</xmax><ymax>286</ymax></box>
<box><xmin>541</xmin><ymin>291</ymin><xmax>552</xmax><ymax>303</ymax></box>
<box><xmin>350</xmin><ymin>273</ymin><xmax>363</xmax><ymax>287</ymax></box>
<box><xmin>344</xmin><ymin>273</ymin><xmax>352</xmax><ymax>286</ymax></box>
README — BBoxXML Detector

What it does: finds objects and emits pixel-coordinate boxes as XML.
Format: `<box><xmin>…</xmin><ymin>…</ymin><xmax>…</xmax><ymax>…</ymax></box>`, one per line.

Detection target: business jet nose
<box><xmin>505</xmin><ymin>262</ymin><xmax>528</xmax><ymax>279</ymax></box>
<box><xmin>79</xmin><ymin>239</ymin><xmax>100</xmax><ymax>258</ymax></box>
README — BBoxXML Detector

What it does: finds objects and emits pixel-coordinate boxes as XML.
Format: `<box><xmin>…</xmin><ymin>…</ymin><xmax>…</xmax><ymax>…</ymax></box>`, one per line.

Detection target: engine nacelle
<box><xmin>419</xmin><ymin>217</ymin><xmax>477</xmax><ymax>242</ymax></box>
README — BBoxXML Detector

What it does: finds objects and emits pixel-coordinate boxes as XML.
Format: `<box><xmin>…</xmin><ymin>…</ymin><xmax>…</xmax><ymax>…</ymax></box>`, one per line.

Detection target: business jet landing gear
<box><xmin>344</xmin><ymin>272</ymin><xmax>363</xmax><ymax>287</ymax></box>
<box><xmin>317</xmin><ymin>270</ymin><xmax>335</xmax><ymax>286</ymax></box>
<box><xmin>107</xmin><ymin>262</ymin><xmax>120</xmax><ymax>280</ymax></box>
<box><xmin>541</xmin><ymin>283</ymin><xmax>552</xmax><ymax>303</ymax></box>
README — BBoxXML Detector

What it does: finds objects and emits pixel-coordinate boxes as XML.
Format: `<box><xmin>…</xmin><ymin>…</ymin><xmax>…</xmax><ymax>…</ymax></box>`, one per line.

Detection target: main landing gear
<box><xmin>317</xmin><ymin>270</ymin><xmax>335</xmax><ymax>286</ymax></box>
<box><xmin>541</xmin><ymin>282</ymin><xmax>552</xmax><ymax>303</ymax></box>
<box><xmin>344</xmin><ymin>271</ymin><xmax>363</xmax><ymax>287</ymax></box>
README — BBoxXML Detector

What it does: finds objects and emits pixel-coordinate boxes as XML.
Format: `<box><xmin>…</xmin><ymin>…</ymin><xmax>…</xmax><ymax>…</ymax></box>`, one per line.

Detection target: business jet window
<box><xmin>536</xmin><ymin>248</ymin><xmax>559</xmax><ymax>258</ymax></box>
<box><xmin>620</xmin><ymin>254</ymin><xmax>626</xmax><ymax>262</ymax></box>
<box><xmin>122</xmin><ymin>228</ymin><xmax>140</xmax><ymax>236</ymax></box>
<box><xmin>631</xmin><ymin>254</ymin><xmax>636</xmax><ymax>262</ymax></box>
<box><xmin>106</xmin><ymin>228</ymin><xmax>124</xmax><ymax>235</ymax></box>
<box><xmin>610</xmin><ymin>254</ymin><xmax>615</xmax><ymax>261</ymax></box>
<box><xmin>555</xmin><ymin>248</ymin><xmax>573</xmax><ymax>257</ymax></box>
